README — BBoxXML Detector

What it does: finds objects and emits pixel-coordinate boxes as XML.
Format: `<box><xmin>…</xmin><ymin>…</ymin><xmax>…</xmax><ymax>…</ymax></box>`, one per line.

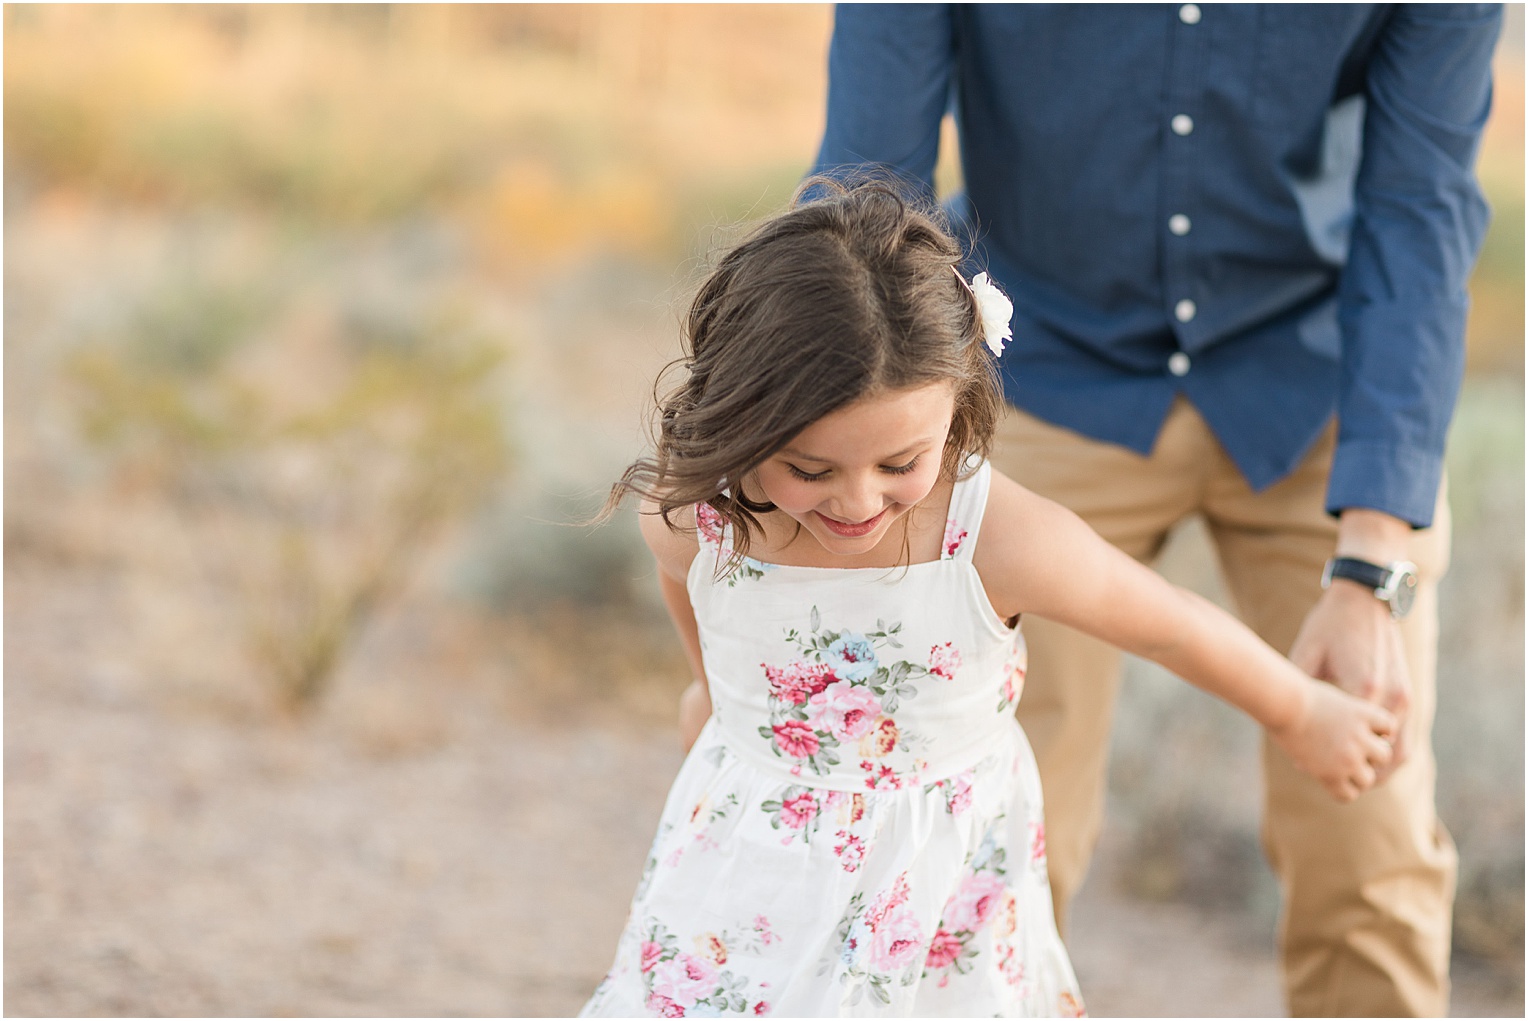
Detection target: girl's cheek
<box><xmin>903</xmin><ymin>467</ymin><xmax>943</xmax><ymax>505</ymax></box>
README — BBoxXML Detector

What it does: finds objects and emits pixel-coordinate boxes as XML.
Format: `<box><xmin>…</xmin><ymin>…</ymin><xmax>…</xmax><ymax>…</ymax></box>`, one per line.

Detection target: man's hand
<box><xmin>1289</xmin><ymin>508</ymin><xmax>1414</xmax><ymax>784</ymax></box>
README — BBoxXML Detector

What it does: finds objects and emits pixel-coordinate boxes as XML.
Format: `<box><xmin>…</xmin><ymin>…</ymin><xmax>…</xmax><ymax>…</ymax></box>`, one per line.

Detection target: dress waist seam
<box><xmin>708</xmin><ymin>715</ymin><xmax>1019</xmax><ymax>794</ymax></box>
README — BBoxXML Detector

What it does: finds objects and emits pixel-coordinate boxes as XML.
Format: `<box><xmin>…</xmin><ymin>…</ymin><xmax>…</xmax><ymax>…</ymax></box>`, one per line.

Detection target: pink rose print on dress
<box><xmin>646</xmin><ymin>993</ymin><xmax>686</xmax><ymax>1017</ymax></box>
<box><xmin>763</xmin><ymin>660</ymin><xmax>836</xmax><ymax>706</ymax></box>
<box><xmin>779</xmin><ymin>790</ymin><xmax>819</xmax><ymax>829</ymax></box>
<box><xmin>924</xmin><ymin>928</ymin><xmax>963</xmax><ymax>970</ymax></box>
<box><xmin>771</xmin><ymin>720</ymin><xmax>820</xmax><ymax>759</ymax></box>
<box><xmin>806</xmin><ymin>681</ymin><xmax>881</xmax><ymax>741</ymax></box>
<box><xmin>947</xmin><ymin>773</ymin><xmax>973</xmax><ymax>817</ymax></box>
<box><xmin>862</xmin><ymin>873</ymin><xmax>925</xmax><ymax>971</ymax></box>
<box><xmin>640</xmin><ymin>940</ymin><xmax>664</xmax><ymax>973</ymax></box>
<box><xmin>696</xmin><ymin>502</ymin><xmax>726</xmax><ymax>546</ymax></box>
<box><xmin>650</xmin><ymin>953</ymin><xmax>720</xmax><ymax>1006</ymax></box>
<box><xmin>943</xmin><ymin>518</ymin><xmax>968</xmax><ymax>558</ymax></box>
<box><xmin>943</xmin><ymin>871</ymin><xmax>1008</xmax><ymax>933</ymax></box>
<box><xmin>867</xmin><ymin>908</ymin><xmax>926</xmax><ymax>971</ymax></box>
<box><xmin>928</xmin><ymin>642</ymin><xmax>962</xmax><ymax>680</ymax></box>
<box><xmin>1030</xmin><ymin>821</ymin><xmax>1047</xmax><ymax>865</ymax></box>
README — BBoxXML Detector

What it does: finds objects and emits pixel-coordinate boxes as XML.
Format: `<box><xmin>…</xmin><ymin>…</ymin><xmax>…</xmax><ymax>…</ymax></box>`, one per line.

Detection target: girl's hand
<box><xmin>1268</xmin><ymin>679</ymin><xmax>1399</xmax><ymax>803</ymax></box>
<box><xmin>678</xmin><ymin>678</ymin><xmax>712</xmax><ymax>753</ymax></box>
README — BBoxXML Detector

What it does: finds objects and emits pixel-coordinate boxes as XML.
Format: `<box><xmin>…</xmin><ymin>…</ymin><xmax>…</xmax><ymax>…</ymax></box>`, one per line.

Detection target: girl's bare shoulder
<box><xmin>637</xmin><ymin>497</ymin><xmax>701</xmax><ymax>581</ymax></box>
<box><xmin>972</xmin><ymin>467</ymin><xmax>1098</xmax><ymax>619</ymax></box>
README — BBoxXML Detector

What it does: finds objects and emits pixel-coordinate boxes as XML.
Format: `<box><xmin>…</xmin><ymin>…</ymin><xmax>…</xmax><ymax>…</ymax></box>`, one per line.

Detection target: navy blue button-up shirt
<box><xmin>813</xmin><ymin>3</ymin><xmax>1500</xmax><ymax>527</ymax></box>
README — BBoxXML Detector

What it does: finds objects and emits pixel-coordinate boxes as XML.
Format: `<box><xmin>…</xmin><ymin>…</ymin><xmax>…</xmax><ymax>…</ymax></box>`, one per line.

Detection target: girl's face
<box><xmin>751</xmin><ymin>382</ymin><xmax>955</xmax><ymax>557</ymax></box>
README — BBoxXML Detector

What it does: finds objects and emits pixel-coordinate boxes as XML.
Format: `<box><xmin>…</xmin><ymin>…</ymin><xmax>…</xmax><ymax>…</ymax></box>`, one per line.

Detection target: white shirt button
<box><xmin>1174</xmin><ymin>299</ymin><xmax>1197</xmax><ymax>323</ymax></box>
<box><xmin>1179</xmin><ymin>4</ymin><xmax>1202</xmax><ymax>25</ymax></box>
<box><xmin>1168</xmin><ymin>352</ymin><xmax>1192</xmax><ymax>376</ymax></box>
<box><xmin>1168</xmin><ymin>214</ymin><xmax>1192</xmax><ymax>236</ymax></box>
<box><xmin>1171</xmin><ymin>114</ymin><xmax>1194</xmax><ymax>136</ymax></box>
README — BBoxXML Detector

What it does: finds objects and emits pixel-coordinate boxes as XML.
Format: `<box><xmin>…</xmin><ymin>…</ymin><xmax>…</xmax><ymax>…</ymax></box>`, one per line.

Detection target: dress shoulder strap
<box><xmin>939</xmin><ymin>459</ymin><xmax>992</xmax><ymax>563</ymax></box>
<box><xmin>695</xmin><ymin>501</ymin><xmax>730</xmax><ymax>554</ymax></box>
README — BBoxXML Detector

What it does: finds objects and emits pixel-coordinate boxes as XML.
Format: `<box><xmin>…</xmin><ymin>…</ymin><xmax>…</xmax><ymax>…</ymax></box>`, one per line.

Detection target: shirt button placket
<box><xmin>1165</xmin><ymin>1</ymin><xmax>1202</xmax><ymax>362</ymax></box>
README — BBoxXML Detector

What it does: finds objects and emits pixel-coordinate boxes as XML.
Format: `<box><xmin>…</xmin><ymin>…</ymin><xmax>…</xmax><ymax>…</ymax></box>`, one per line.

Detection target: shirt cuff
<box><xmin>1324</xmin><ymin>438</ymin><xmax>1446</xmax><ymax>529</ymax></box>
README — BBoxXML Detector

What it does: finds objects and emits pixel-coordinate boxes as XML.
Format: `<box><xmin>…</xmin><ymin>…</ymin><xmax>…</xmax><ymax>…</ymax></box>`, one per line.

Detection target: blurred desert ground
<box><xmin>3</xmin><ymin>5</ymin><xmax>1522</xmax><ymax>1017</ymax></box>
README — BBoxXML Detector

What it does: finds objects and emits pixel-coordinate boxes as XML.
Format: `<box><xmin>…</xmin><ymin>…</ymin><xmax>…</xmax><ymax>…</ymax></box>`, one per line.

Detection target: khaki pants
<box><xmin>995</xmin><ymin>400</ymin><xmax>1456</xmax><ymax>1017</ymax></box>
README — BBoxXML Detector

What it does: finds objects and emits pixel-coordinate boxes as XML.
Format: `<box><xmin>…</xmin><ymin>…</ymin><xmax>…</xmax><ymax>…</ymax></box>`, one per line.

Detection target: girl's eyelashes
<box><xmin>784</xmin><ymin>456</ymin><xmax>921</xmax><ymax>482</ymax></box>
<box><xmin>786</xmin><ymin>464</ymin><xmax>829</xmax><ymax>482</ymax></box>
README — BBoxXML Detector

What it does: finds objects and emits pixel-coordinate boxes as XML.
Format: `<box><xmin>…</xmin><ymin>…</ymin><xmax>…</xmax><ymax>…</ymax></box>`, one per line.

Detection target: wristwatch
<box><xmin>1321</xmin><ymin>557</ymin><xmax>1419</xmax><ymax>620</ymax></box>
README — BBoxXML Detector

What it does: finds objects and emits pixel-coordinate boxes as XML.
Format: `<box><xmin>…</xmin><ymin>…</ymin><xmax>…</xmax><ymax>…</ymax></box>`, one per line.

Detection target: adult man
<box><xmin>811</xmin><ymin>4</ymin><xmax>1501</xmax><ymax>1016</ymax></box>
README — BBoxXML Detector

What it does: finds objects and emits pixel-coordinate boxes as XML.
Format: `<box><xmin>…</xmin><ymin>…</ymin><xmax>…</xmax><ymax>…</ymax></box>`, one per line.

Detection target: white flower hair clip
<box><xmin>954</xmin><ymin>267</ymin><xmax>1014</xmax><ymax>358</ymax></box>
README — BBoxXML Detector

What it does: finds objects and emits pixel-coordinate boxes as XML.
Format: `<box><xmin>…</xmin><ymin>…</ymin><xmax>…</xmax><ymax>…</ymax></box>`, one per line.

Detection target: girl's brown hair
<box><xmin>607</xmin><ymin>176</ymin><xmax>1005</xmax><ymax>563</ymax></box>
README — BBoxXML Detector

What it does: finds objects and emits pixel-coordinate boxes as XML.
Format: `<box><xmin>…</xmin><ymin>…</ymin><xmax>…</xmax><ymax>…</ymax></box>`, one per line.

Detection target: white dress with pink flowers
<box><xmin>582</xmin><ymin>461</ymin><xmax>1084</xmax><ymax>1018</ymax></box>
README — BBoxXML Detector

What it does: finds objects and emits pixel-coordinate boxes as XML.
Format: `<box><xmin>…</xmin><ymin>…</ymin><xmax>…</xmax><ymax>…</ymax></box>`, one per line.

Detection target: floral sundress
<box><xmin>582</xmin><ymin>461</ymin><xmax>1084</xmax><ymax>1018</ymax></box>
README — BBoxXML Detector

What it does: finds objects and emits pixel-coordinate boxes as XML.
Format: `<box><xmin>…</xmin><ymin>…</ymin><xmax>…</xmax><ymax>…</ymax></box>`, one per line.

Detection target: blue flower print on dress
<box><xmin>824</xmin><ymin>634</ymin><xmax>878</xmax><ymax>682</ymax></box>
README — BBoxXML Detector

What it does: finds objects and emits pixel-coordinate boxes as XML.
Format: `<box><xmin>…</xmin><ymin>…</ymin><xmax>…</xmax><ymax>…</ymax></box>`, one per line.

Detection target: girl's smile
<box><xmin>747</xmin><ymin>382</ymin><xmax>956</xmax><ymax>561</ymax></box>
<box><xmin>815</xmin><ymin>507</ymin><xmax>889</xmax><ymax>537</ymax></box>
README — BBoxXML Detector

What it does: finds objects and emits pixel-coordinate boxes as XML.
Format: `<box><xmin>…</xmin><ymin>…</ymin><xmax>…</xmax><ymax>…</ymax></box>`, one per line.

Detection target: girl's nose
<box><xmin>830</xmin><ymin>478</ymin><xmax>882</xmax><ymax>523</ymax></box>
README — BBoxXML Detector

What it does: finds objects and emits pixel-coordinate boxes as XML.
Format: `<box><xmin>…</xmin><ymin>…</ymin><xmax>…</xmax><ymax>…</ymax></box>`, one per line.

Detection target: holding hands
<box><xmin>1267</xmin><ymin>674</ymin><xmax>1398</xmax><ymax>804</ymax></box>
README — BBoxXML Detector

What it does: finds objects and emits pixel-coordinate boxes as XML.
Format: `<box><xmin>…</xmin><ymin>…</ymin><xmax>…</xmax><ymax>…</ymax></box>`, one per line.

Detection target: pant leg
<box><xmin>991</xmin><ymin>403</ymin><xmax>1206</xmax><ymax>934</ymax></box>
<box><xmin>1203</xmin><ymin>422</ymin><xmax>1456</xmax><ymax>1017</ymax></box>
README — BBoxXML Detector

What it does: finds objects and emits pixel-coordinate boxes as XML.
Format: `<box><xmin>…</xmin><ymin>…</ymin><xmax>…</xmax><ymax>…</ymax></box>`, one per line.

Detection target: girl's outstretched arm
<box><xmin>978</xmin><ymin>471</ymin><xmax>1397</xmax><ymax>803</ymax></box>
<box><xmin>638</xmin><ymin>501</ymin><xmax>711</xmax><ymax>752</ymax></box>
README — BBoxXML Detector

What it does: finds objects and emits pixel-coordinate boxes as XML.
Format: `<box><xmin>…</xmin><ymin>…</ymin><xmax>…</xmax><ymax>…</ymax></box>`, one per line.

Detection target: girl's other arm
<box><xmin>980</xmin><ymin>472</ymin><xmax>1396</xmax><ymax>803</ymax></box>
<box><xmin>638</xmin><ymin>501</ymin><xmax>711</xmax><ymax>751</ymax></box>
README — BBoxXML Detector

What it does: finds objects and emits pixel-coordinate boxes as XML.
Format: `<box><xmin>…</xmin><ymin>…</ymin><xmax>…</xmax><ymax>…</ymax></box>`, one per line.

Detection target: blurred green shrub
<box><xmin>70</xmin><ymin>273</ymin><xmax>510</xmax><ymax>712</ymax></box>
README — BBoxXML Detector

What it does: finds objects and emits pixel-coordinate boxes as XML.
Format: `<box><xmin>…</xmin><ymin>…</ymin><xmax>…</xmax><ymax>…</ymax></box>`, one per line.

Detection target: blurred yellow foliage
<box><xmin>4</xmin><ymin>5</ymin><xmax>832</xmax><ymax>268</ymax></box>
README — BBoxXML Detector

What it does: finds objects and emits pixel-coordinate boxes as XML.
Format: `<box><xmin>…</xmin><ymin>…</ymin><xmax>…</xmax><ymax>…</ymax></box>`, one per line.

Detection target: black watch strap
<box><xmin>1324</xmin><ymin>556</ymin><xmax>1390</xmax><ymax>591</ymax></box>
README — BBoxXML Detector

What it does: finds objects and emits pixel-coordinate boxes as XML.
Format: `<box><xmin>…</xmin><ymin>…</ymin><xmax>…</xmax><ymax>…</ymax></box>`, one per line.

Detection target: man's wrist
<box><xmin>1334</xmin><ymin>507</ymin><xmax>1412</xmax><ymax>564</ymax></box>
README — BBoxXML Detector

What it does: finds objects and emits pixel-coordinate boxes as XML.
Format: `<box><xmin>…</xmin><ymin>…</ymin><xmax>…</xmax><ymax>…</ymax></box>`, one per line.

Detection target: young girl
<box><xmin>582</xmin><ymin>181</ymin><xmax>1396</xmax><ymax>1018</ymax></box>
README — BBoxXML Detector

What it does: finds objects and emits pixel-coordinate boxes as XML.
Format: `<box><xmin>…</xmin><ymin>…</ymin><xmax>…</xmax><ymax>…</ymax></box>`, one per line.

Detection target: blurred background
<box><xmin>4</xmin><ymin>5</ymin><xmax>1521</xmax><ymax>1016</ymax></box>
